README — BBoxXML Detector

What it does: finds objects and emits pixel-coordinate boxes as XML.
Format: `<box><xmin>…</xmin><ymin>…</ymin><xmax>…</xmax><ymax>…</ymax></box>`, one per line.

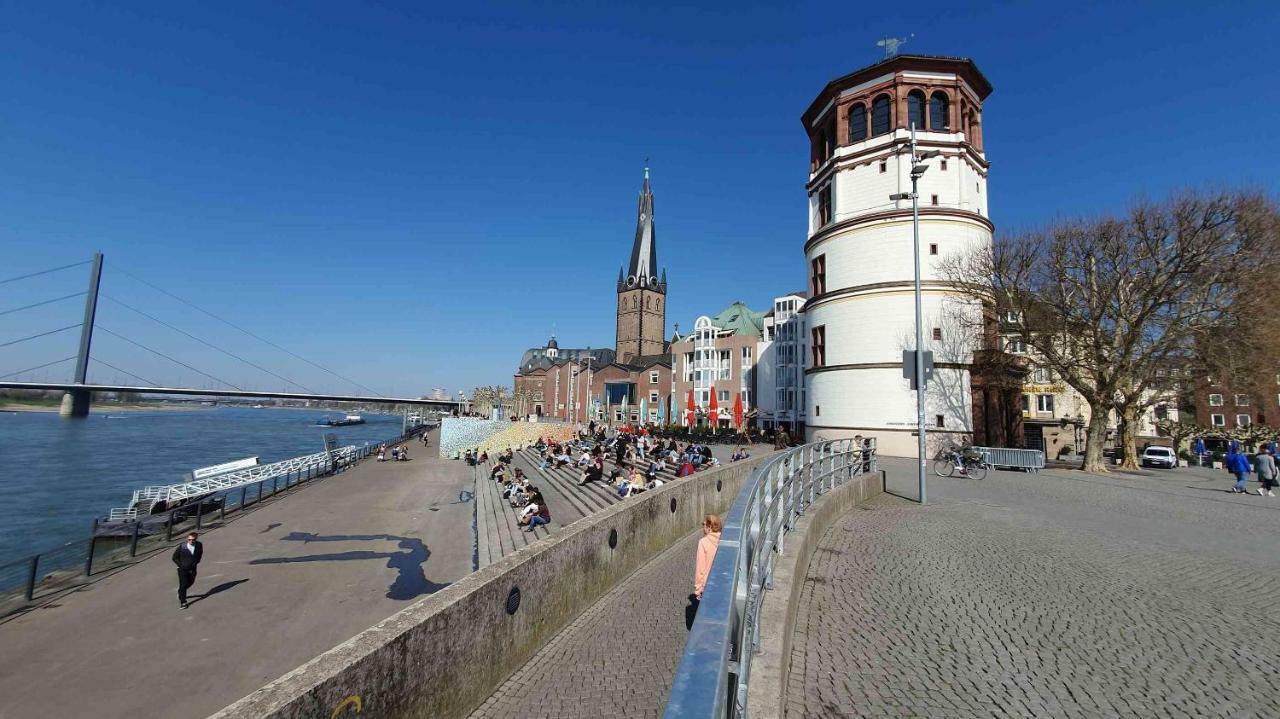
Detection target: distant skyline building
<box><xmin>756</xmin><ymin>292</ymin><xmax>809</xmax><ymax>434</ymax></box>
<box><xmin>615</xmin><ymin>166</ymin><xmax>667</xmax><ymax>363</ymax></box>
<box><xmin>800</xmin><ymin>55</ymin><xmax>995</xmax><ymax>456</ymax></box>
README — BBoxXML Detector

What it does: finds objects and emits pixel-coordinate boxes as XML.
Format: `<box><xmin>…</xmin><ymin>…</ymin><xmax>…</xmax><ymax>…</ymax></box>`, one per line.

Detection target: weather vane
<box><xmin>876</xmin><ymin>34</ymin><xmax>913</xmax><ymax>58</ymax></box>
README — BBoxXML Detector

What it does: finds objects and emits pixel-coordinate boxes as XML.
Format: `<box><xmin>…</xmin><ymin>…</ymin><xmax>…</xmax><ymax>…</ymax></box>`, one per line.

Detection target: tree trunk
<box><xmin>1082</xmin><ymin>408</ymin><xmax>1110</xmax><ymax>473</ymax></box>
<box><xmin>1119</xmin><ymin>404</ymin><xmax>1141</xmax><ymax>469</ymax></box>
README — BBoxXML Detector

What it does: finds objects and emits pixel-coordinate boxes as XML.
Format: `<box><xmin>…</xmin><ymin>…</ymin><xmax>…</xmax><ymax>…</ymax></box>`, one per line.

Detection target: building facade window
<box><xmin>929</xmin><ymin>91</ymin><xmax>950</xmax><ymax>131</ymax></box>
<box><xmin>1037</xmin><ymin>394</ymin><xmax>1054</xmax><ymax>413</ymax></box>
<box><xmin>649</xmin><ymin>371</ymin><xmax>659</xmax><ymax>384</ymax></box>
<box><xmin>741</xmin><ymin>346</ymin><xmax>752</xmax><ymax>366</ymax></box>
<box><xmin>1237</xmin><ymin>414</ymin><xmax>1253</xmax><ymax>428</ymax></box>
<box><xmin>907</xmin><ymin>90</ymin><xmax>926</xmax><ymax>130</ymax></box>
<box><xmin>719</xmin><ymin>350</ymin><xmax>732</xmax><ymax>380</ymax></box>
<box><xmin>718</xmin><ymin>390</ymin><xmax>730</xmax><ymax>402</ymax></box>
<box><xmin>1208</xmin><ymin>393</ymin><xmax>1224</xmax><ymax>406</ymax></box>
<box><xmin>649</xmin><ymin>390</ymin><xmax>659</xmax><ymax>403</ymax></box>
<box><xmin>929</xmin><ymin>243</ymin><xmax>938</xmax><ymax>255</ymax></box>
<box><xmin>871</xmin><ymin>94</ymin><xmax>891</xmax><ymax>136</ymax></box>
<box><xmin>848</xmin><ymin>103</ymin><xmax>867</xmax><ymax>142</ymax></box>
<box><xmin>1022</xmin><ymin>394</ymin><xmax>1030</xmax><ymax>413</ymax></box>
<box><xmin>811</xmin><ymin>326</ymin><xmax>826</xmax><ymax>368</ymax></box>
<box><xmin>1211</xmin><ymin>413</ymin><xmax>1225</xmax><ymax>426</ymax></box>
<box><xmin>817</xmin><ymin>184</ymin><xmax>833</xmax><ymax>226</ymax></box>
<box><xmin>1006</xmin><ymin>338</ymin><xmax>1026</xmax><ymax>354</ymax></box>
<box><xmin>931</xmin><ymin>194</ymin><xmax>939</xmax><ymax>206</ymax></box>
<box><xmin>935</xmin><ymin>414</ymin><xmax>945</xmax><ymax>428</ymax></box>
<box><xmin>1033</xmin><ymin>367</ymin><xmax>1050</xmax><ymax>383</ymax></box>
<box><xmin>931</xmin><ymin>327</ymin><xmax>942</xmax><ymax>341</ymax></box>
<box><xmin>940</xmin><ymin>159</ymin><xmax>948</xmax><ymax>171</ymax></box>
<box><xmin>1234</xmin><ymin>394</ymin><xmax>1251</xmax><ymax>406</ymax></box>
<box><xmin>811</xmin><ymin>254</ymin><xmax>826</xmax><ymax>296</ymax></box>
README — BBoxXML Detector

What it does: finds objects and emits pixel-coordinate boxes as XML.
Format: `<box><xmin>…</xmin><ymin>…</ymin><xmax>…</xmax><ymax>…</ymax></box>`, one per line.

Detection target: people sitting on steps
<box><xmin>519</xmin><ymin>491</ymin><xmax>550</xmax><ymax>531</ymax></box>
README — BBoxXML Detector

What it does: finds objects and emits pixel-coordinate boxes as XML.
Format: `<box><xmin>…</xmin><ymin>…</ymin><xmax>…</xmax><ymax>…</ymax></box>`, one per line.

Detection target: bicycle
<box><xmin>933</xmin><ymin>446</ymin><xmax>988</xmax><ymax>480</ymax></box>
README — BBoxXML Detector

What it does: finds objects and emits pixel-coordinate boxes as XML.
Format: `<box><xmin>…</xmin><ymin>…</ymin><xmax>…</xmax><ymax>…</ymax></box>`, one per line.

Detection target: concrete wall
<box><xmin>746</xmin><ymin>467</ymin><xmax>886</xmax><ymax>717</ymax></box>
<box><xmin>213</xmin><ymin>454</ymin><xmax>771</xmax><ymax>719</ymax></box>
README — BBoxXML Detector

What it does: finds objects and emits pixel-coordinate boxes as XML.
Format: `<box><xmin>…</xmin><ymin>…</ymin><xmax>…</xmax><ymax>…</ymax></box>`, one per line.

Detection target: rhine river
<box><xmin>0</xmin><ymin>406</ymin><xmax>405</xmax><ymax>569</ymax></box>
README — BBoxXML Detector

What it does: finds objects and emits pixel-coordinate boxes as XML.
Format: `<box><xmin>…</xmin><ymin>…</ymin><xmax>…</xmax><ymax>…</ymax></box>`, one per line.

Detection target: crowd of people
<box><xmin>376</xmin><ymin>443</ymin><xmax>411</xmax><ymax>462</ymax></box>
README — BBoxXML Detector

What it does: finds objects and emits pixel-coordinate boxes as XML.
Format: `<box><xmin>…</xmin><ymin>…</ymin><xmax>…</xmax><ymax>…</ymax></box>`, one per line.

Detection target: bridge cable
<box><xmin>90</xmin><ymin>357</ymin><xmax>159</xmax><ymax>387</ymax></box>
<box><xmin>96</xmin><ymin>326</ymin><xmax>243</xmax><ymax>390</ymax></box>
<box><xmin>117</xmin><ymin>268</ymin><xmax>384</xmax><ymax>396</ymax></box>
<box><xmin>0</xmin><ymin>355</ymin><xmax>78</xmax><ymax>380</ymax></box>
<box><xmin>102</xmin><ymin>294</ymin><xmax>316</xmax><ymax>393</ymax></box>
<box><xmin>0</xmin><ymin>323</ymin><xmax>82</xmax><ymax>349</ymax></box>
<box><xmin>0</xmin><ymin>260</ymin><xmax>91</xmax><ymax>287</ymax></box>
<box><xmin>0</xmin><ymin>292</ymin><xmax>87</xmax><ymax>318</ymax></box>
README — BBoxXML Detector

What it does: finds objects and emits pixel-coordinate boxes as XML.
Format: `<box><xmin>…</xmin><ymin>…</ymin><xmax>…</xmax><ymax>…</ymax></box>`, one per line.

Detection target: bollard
<box><xmin>85</xmin><ymin>518</ymin><xmax>99</xmax><ymax>576</ymax></box>
<box><xmin>25</xmin><ymin>555</ymin><xmax>38</xmax><ymax>601</ymax></box>
<box><xmin>129</xmin><ymin>520</ymin><xmax>141</xmax><ymax>557</ymax></box>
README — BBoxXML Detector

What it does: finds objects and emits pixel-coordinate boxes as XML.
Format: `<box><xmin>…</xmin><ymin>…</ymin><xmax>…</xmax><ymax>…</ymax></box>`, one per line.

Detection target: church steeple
<box><xmin>619</xmin><ymin>164</ymin><xmax>665</xmax><ymax>295</ymax></box>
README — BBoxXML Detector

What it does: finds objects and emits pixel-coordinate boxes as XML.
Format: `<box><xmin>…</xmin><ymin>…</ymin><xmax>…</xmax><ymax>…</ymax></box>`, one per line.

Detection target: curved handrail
<box><xmin>664</xmin><ymin>438</ymin><xmax>876</xmax><ymax>719</ymax></box>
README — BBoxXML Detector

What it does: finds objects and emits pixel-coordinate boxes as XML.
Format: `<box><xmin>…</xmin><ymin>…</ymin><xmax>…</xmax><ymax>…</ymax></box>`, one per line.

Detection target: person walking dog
<box><xmin>172</xmin><ymin>531</ymin><xmax>203</xmax><ymax>609</ymax></box>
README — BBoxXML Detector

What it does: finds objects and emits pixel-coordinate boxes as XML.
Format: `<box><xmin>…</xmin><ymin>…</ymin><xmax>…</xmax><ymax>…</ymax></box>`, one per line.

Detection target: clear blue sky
<box><xmin>2</xmin><ymin>1</ymin><xmax>1277</xmax><ymax>397</ymax></box>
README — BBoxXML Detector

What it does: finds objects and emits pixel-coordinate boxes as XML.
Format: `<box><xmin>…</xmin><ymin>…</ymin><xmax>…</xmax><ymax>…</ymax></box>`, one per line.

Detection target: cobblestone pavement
<box><xmin>786</xmin><ymin>460</ymin><xmax>1280</xmax><ymax>718</ymax></box>
<box><xmin>470</xmin><ymin>532</ymin><xmax>700</xmax><ymax>719</ymax></box>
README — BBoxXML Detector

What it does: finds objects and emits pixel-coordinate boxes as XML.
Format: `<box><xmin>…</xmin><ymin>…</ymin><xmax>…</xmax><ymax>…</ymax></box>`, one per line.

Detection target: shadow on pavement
<box><xmin>189</xmin><ymin>578</ymin><xmax>250</xmax><ymax>605</ymax></box>
<box><xmin>249</xmin><ymin>532</ymin><xmax>450</xmax><ymax>600</ymax></box>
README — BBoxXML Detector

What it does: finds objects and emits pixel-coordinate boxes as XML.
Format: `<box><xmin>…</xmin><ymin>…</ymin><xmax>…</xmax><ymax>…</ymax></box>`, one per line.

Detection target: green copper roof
<box><xmin>711</xmin><ymin>301</ymin><xmax>764</xmax><ymax>338</ymax></box>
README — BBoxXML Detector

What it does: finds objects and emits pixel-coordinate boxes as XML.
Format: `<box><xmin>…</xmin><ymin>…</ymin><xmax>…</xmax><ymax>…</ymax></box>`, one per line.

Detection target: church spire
<box><xmin>622</xmin><ymin>164</ymin><xmax>663</xmax><ymax>294</ymax></box>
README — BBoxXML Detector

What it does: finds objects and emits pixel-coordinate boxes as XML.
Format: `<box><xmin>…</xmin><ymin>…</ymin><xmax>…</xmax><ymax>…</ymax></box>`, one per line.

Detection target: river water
<box><xmin>0</xmin><ymin>407</ymin><xmax>406</xmax><ymax>567</ymax></box>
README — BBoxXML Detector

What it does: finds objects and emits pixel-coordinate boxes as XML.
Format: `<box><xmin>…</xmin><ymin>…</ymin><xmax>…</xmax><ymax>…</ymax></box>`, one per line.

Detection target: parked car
<box><xmin>1141</xmin><ymin>446</ymin><xmax>1177</xmax><ymax>469</ymax></box>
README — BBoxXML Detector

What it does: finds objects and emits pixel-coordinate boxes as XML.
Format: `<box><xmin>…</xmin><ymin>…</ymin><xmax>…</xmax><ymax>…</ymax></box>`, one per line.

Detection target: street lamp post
<box><xmin>890</xmin><ymin>123</ymin><xmax>940</xmax><ymax>505</ymax></box>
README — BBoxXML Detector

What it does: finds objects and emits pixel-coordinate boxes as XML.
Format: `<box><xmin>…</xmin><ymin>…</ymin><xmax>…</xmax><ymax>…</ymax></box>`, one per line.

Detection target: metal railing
<box><xmin>664</xmin><ymin>438</ymin><xmax>877</xmax><ymax>719</ymax></box>
<box><xmin>974</xmin><ymin>446</ymin><xmax>1044</xmax><ymax>472</ymax></box>
<box><xmin>0</xmin><ymin>441</ymin><xmax>394</xmax><ymax>615</ymax></box>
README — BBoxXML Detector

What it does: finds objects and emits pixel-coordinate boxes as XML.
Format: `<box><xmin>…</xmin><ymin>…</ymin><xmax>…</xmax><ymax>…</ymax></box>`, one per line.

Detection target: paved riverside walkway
<box><xmin>0</xmin><ymin>428</ymin><xmax>476</xmax><ymax>719</ymax></box>
<box><xmin>469</xmin><ymin>531</ymin><xmax>702</xmax><ymax>719</ymax></box>
<box><xmin>786</xmin><ymin>458</ymin><xmax>1280</xmax><ymax>718</ymax></box>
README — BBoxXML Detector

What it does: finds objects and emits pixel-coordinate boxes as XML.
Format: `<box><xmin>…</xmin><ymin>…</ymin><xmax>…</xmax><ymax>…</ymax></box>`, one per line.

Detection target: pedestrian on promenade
<box><xmin>1255</xmin><ymin>447</ymin><xmax>1277</xmax><ymax>497</ymax></box>
<box><xmin>775</xmin><ymin>427</ymin><xmax>791</xmax><ymax>451</ymax></box>
<box><xmin>172</xmin><ymin>531</ymin><xmax>203</xmax><ymax>609</ymax></box>
<box><xmin>1225</xmin><ymin>447</ymin><xmax>1252</xmax><ymax>494</ymax></box>
<box><xmin>687</xmin><ymin>514</ymin><xmax>722</xmax><ymax>629</ymax></box>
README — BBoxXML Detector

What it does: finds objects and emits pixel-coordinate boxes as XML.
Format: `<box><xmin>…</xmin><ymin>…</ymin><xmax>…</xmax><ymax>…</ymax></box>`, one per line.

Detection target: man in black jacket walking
<box><xmin>172</xmin><ymin>531</ymin><xmax>203</xmax><ymax>609</ymax></box>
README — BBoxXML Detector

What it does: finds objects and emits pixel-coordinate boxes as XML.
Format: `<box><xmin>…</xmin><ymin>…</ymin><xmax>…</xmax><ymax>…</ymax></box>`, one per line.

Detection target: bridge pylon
<box><xmin>59</xmin><ymin>252</ymin><xmax>103</xmax><ymax>418</ymax></box>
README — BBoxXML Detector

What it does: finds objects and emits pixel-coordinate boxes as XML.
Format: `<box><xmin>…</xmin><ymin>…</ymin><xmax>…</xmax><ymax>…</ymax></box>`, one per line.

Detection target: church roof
<box><xmin>619</xmin><ymin>166</ymin><xmax>665</xmax><ymax>294</ymax></box>
<box><xmin>517</xmin><ymin>346</ymin><xmax>615</xmax><ymax>373</ymax></box>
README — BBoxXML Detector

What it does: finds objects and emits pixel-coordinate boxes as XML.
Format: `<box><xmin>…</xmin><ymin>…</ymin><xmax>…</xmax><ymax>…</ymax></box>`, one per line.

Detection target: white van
<box><xmin>1141</xmin><ymin>446</ymin><xmax>1177</xmax><ymax>469</ymax></box>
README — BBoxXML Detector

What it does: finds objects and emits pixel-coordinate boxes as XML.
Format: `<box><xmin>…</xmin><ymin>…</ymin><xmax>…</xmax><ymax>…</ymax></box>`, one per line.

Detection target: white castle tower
<box><xmin>801</xmin><ymin>55</ymin><xmax>994</xmax><ymax>456</ymax></box>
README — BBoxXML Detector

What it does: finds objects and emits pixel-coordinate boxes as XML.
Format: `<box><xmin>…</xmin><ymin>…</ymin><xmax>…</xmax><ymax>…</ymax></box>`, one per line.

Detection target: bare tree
<box><xmin>943</xmin><ymin>190</ymin><xmax>1275</xmax><ymax>473</ymax></box>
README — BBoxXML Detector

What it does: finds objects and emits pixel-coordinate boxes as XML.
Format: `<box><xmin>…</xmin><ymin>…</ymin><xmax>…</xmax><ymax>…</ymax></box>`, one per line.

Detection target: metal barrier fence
<box><xmin>664</xmin><ymin>438</ymin><xmax>876</xmax><ymax>719</ymax></box>
<box><xmin>0</xmin><ymin>441</ymin><xmax>392</xmax><ymax>615</ymax></box>
<box><xmin>974</xmin><ymin>446</ymin><xmax>1044</xmax><ymax>472</ymax></box>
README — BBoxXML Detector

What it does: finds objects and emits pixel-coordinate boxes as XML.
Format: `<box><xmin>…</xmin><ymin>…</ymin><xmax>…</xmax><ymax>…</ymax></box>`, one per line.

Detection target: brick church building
<box><xmin>513</xmin><ymin>168</ymin><xmax>675</xmax><ymax>424</ymax></box>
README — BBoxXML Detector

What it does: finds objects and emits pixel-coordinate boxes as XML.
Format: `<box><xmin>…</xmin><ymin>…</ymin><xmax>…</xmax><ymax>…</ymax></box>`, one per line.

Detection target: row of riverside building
<box><xmin>514</xmin><ymin>54</ymin><xmax>1267</xmax><ymax>458</ymax></box>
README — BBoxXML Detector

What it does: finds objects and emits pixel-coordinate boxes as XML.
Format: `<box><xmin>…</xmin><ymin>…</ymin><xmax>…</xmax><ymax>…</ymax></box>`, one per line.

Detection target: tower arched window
<box><xmin>871</xmin><ymin>94</ymin><xmax>891</xmax><ymax>136</ymax></box>
<box><xmin>847</xmin><ymin>103</ymin><xmax>867</xmax><ymax>142</ymax></box>
<box><xmin>907</xmin><ymin>90</ymin><xmax>926</xmax><ymax>131</ymax></box>
<box><xmin>929</xmin><ymin>91</ymin><xmax>950</xmax><ymax>131</ymax></box>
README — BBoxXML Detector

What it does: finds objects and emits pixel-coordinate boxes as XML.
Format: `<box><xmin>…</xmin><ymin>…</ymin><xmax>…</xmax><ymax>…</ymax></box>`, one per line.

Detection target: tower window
<box><xmin>931</xmin><ymin>194</ymin><xmax>939</xmax><ymax>206</ymax></box>
<box><xmin>940</xmin><ymin>159</ymin><xmax>948</xmax><ymax>171</ymax></box>
<box><xmin>907</xmin><ymin>90</ymin><xmax>926</xmax><ymax>131</ymax></box>
<box><xmin>817</xmin><ymin>184</ymin><xmax>833</xmax><ymax>226</ymax></box>
<box><xmin>848</xmin><ymin>103</ymin><xmax>867</xmax><ymax>143</ymax></box>
<box><xmin>810</xmin><ymin>254</ymin><xmax>826</xmax><ymax>296</ymax></box>
<box><xmin>935</xmin><ymin>414</ymin><xmax>945</xmax><ymax>428</ymax></box>
<box><xmin>871</xmin><ymin>94</ymin><xmax>892</xmax><ymax>136</ymax></box>
<box><xmin>929</xmin><ymin>91</ymin><xmax>950</xmax><ymax>131</ymax></box>
<box><xmin>879</xmin><ymin>160</ymin><xmax>887</xmax><ymax>173</ymax></box>
<box><xmin>932</xmin><ymin>327</ymin><xmax>942</xmax><ymax>341</ymax></box>
<box><xmin>811</xmin><ymin>326</ymin><xmax>826</xmax><ymax>368</ymax></box>
<box><xmin>929</xmin><ymin>243</ymin><xmax>938</xmax><ymax>255</ymax></box>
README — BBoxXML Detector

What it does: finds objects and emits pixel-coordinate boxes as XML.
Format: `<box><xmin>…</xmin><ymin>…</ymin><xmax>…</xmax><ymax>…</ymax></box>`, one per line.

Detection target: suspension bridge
<box><xmin>0</xmin><ymin>253</ymin><xmax>459</xmax><ymax>416</ymax></box>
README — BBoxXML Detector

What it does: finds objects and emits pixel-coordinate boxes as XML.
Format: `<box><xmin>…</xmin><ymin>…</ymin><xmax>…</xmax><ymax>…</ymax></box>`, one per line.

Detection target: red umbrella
<box><xmin>686</xmin><ymin>389</ymin><xmax>696</xmax><ymax>428</ymax></box>
<box><xmin>709</xmin><ymin>385</ymin><xmax>719</xmax><ymax>432</ymax></box>
<box><xmin>733</xmin><ymin>393</ymin><xmax>744</xmax><ymax>428</ymax></box>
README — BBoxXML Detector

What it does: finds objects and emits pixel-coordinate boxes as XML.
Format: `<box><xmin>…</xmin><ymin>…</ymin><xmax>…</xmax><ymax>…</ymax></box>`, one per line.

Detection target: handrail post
<box><xmin>165</xmin><ymin>510</ymin><xmax>176</xmax><ymax>541</ymax></box>
<box><xmin>129</xmin><ymin>520</ymin><xmax>141</xmax><ymax>557</ymax></box>
<box><xmin>25</xmin><ymin>555</ymin><xmax>39</xmax><ymax>601</ymax></box>
<box><xmin>195</xmin><ymin>498</ymin><xmax>204</xmax><ymax>530</ymax></box>
<box><xmin>84</xmin><ymin>518</ymin><xmax>98</xmax><ymax>576</ymax></box>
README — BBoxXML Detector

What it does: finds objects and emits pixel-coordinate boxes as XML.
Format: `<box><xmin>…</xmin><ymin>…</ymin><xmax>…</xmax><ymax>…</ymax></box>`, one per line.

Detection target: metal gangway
<box><xmin>109</xmin><ymin>446</ymin><xmax>362</xmax><ymax>521</ymax></box>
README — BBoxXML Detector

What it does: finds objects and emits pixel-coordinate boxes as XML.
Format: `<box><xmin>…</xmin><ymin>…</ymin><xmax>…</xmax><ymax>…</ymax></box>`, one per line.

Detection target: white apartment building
<box><xmin>757</xmin><ymin>292</ymin><xmax>808</xmax><ymax>433</ymax></box>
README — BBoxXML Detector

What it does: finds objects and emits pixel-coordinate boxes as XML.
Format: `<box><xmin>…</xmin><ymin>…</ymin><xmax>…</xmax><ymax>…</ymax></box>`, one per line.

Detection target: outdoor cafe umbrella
<box><xmin>640</xmin><ymin>397</ymin><xmax>648</xmax><ymax>426</ymax></box>
<box><xmin>657</xmin><ymin>396</ymin><xmax>666</xmax><ymax>425</ymax></box>
<box><xmin>709</xmin><ymin>386</ymin><xmax>719</xmax><ymax>433</ymax></box>
<box><xmin>733</xmin><ymin>393</ymin><xmax>744</xmax><ymax>429</ymax></box>
<box><xmin>686</xmin><ymin>389</ymin><xmax>696</xmax><ymax>428</ymax></box>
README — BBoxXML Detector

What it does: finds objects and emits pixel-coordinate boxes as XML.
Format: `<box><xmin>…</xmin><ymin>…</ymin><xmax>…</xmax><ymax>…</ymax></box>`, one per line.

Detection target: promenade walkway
<box><xmin>786</xmin><ymin>458</ymin><xmax>1280</xmax><ymax>718</ymax></box>
<box><xmin>0</xmin><ymin>428</ymin><xmax>475</xmax><ymax>719</ymax></box>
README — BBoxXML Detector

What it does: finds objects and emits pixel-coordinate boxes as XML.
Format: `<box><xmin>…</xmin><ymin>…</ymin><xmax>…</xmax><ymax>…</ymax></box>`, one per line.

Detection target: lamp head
<box><xmin>889</xmin><ymin>192</ymin><xmax>912</xmax><ymax>201</ymax></box>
